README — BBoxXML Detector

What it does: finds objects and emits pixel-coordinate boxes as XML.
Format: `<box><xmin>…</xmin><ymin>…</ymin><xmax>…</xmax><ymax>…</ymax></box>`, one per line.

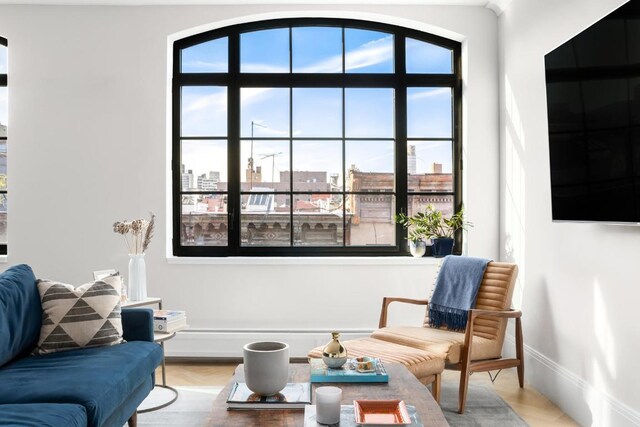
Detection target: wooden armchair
<box><xmin>374</xmin><ymin>261</ymin><xmax>523</xmax><ymax>413</ymax></box>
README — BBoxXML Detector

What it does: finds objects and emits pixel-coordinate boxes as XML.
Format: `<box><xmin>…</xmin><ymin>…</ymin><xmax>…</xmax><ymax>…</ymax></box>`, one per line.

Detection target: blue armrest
<box><xmin>121</xmin><ymin>308</ymin><xmax>154</xmax><ymax>342</ymax></box>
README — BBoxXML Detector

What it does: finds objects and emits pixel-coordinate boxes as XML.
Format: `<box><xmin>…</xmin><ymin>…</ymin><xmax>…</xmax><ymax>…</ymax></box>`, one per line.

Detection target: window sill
<box><xmin>0</xmin><ymin>256</ymin><xmax>7</xmax><ymax>263</ymax></box>
<box><xmin>166</xmin><ymin>256</ymin><xmax>442</xmax><ymax>266</ymax></box>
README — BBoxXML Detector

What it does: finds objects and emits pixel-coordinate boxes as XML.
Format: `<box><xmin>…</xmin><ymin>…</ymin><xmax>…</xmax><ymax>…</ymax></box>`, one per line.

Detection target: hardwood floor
<box><xmin>159</xmin><ymin>361</ymin><xmax>579</xmax><ymax>426</ymax></box>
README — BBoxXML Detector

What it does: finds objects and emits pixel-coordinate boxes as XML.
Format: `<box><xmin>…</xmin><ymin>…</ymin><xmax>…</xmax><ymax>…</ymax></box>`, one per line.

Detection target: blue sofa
<box><xmin>0</xmin><ymin>264</ymin><xmax>163</xmax><ymax>427</ymax></box>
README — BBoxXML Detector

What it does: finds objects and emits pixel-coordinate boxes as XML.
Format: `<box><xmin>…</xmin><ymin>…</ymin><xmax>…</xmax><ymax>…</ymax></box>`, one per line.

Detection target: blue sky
<box><xmin>0</xmin><ymin>45</ymin><xmax>6</xmax><ymax>74</ymax></box>
<box><xmin>180</xmin><ymin>27</ymin><xmax>453</xmax><ymax>184</ymax></box>
<box><xmin>0</xmin><ymin>44</ymin><xmax>6</xmax><ymax>127</ymax></box>
<box><xmin>0</xmin><ymin>88</ymin><xmax>6</xmax><ymax>127</ymax></box>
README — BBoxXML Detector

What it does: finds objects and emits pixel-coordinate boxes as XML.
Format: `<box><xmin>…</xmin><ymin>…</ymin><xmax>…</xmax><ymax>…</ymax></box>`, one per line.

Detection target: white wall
<box><xmin>499</xmin><ymin>0</ymin><xmax>640</xmax><ymax>425</ymax></box>
<box><xmin>0</xmin><ymin>4</ymin><xmax>499</xmax><ymax>357</ymax></box>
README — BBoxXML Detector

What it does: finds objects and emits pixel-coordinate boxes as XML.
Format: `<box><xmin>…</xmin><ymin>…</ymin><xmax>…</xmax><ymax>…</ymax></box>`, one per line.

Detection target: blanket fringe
<box><xmin>429</xmin><ymin>303</ymin><xmax>468</xmax><ymax>332</ymax></box>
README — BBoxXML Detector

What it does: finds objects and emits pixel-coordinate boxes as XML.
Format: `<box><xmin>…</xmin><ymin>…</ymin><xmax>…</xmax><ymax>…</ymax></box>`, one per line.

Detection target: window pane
<box><xmin>181</xmin><ymin>140</ymin><xmax>226</xmax><ymax>191</ymax></box>
<box><xmin>241</xmin><ymin>28</ymin><xmax>290</xmax><ymax>73</ymax></box>
<box><xmin>293</xmin><ymin>88</ymin><xmax>342</xmax><ymax>137</ymax></box>
<box><xmin>241</xmin><ymin>193</ymin><xmax>291</xmax><ymax>246</ymax></box>
<box><xmin>0</xmin><ymin>44</ymin><xmax>6</xmax><ymax>74</ymax></box>
<box><xmin>241</xmin><ymin>88</ymin><xmax>290</xmax><ymax>138</ymax></box>
<box><xmin>346</xmin><ymin>140</ymin><xmax>394</xmax><ymax>191</ymax></box>
<box><xmin>241</xmin><ymin>139</ymin><xmax>290</xmax><ymax>191</ymax></box>
<box><xmin>345</xmin><ymin>88</ymin><xmax>394</xmax><ymax>138</ymax></box>
<box><xmin>0</xmin><ymin>193</ymin><xmax>5</xmax><ymax>244</ymax></box>
<box><xmin>408</xmin><ymin>195</ymin><xmax>454</xmax><ymax>245</ymax></box>
<box><xmin>292</xmin><ymin>140</ymin><xmax>341</xmax><ymax>192</ymax></box>
<box><xmin>0</xmin><ymin>141</ymin><xmax>5</xmax><ymax>190</ymax></box>
<box><xmin>292</xmin><ymin>27</ymin><xmax>342</xmax><ymax>73</ymax></box>
<box><xmin>181</xmin><ymin>37</ymin><xmax>228</xmax><ymax>73</ymax></box>
<box><xmin>0</xmin><ymin>87</ymin><xmax>6</xmax><ymax>132</ymax></box>
<box><xmin>407</xmin><ymin>141</ymin><xmax>453</xmax><ymax>192</ymax></box>
<box><xmin>181</xmin><ymin>194</ymin><xmax>228</xmax><ymax>246</ymax></box>
<box><xmin>406</xmin><ymin>38</ymin><xmax>453</xmax><ymax>74</ymax></box>
<box><xmin>181</xmin><ymin>86</ymin><xmax>227</xmax><ymax>137</ymax></box>
<box><xmin>407</xmin><ymin>87</ymin><xmax>452</xmax><ymax>138</ymax></box>
<box><xmin>346</xmin><ymin>194</ymin><xmax>395</xmax><ymax>246</ymax></box>
<box><xmin>293</xmin><ymin>194</ymin><xmax>343</xmax><ymax>246</ymax></box>
<box><xmin>345</xmin><ymin>29</ymin><xmax>394</xmax><ymax>73</ymax></box>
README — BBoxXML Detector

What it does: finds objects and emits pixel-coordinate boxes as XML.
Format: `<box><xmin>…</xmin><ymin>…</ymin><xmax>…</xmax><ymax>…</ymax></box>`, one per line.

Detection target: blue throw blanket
<box><xmin>429</xmin><ymin>255</ymin><xmax>491</xmax><ymax>332</ymax></box>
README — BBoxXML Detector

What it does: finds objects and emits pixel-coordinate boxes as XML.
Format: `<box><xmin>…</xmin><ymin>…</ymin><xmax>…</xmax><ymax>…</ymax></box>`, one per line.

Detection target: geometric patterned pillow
<box><xmin>34</xmin><ymin>274</ymin><xmax>124</xmax><ymax>355</ymax></box>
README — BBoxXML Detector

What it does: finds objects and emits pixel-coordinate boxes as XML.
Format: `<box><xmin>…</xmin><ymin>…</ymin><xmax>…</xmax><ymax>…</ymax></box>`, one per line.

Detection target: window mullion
<box><xmin>228</xmin><ymin>32</ymin><xmax>241</xmax><ymax>254</ymax></box>
<box><xmin>395</xmin><ymin>33</ymin><xmax>408</xmax><ymax>252</ymax></box>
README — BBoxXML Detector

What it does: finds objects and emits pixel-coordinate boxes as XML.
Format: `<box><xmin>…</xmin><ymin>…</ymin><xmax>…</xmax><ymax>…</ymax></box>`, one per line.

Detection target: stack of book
<box><xmin>309</xmin><ymin>358</ymin><xmax>389</xmax><ymax>383</ymax></box>
<box><xmin>226</xmin><ymin>382</ymin><xmax>312</xmax><ymax>410</ymax></box>
<box><xmin>153</xmin><ymin>310</ymin><xmax>187</xmax><ymax>333</ymax></box>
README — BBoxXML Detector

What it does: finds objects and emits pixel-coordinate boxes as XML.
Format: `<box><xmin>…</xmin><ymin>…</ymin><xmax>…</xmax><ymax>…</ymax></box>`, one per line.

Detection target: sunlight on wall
<box><xmin>503</xmin><ymin>77</ymin><xmax>526</xmax><ymax>308</ymax></box>
<box><xmin>585</xmin><ymin>279</ymin><xmax>615</xmax><ymax>426</ymax></box>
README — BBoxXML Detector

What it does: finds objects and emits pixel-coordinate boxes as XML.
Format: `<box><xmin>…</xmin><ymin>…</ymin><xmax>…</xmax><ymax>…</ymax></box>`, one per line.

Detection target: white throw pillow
<box><xmin>35</xmin><ymin>274</ymin><xmax>124</xmax><ymax>354</ymax></box>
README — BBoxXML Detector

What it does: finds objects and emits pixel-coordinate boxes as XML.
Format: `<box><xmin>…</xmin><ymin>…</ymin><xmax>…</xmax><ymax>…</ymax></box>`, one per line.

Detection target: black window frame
<box><xmin>172</xmin><ymin>18</ymin><xmax>462</xmax><ymax>257</ymax></box>
<box><xmin>0</xmin><ymin>36</ymin><xmax>6</xmax><ymax>256</ymax></box>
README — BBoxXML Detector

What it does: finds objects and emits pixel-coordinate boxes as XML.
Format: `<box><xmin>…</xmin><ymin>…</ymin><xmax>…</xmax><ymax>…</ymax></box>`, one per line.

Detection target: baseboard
<box><xmin>163</xmin><ymin>329</ymin><xmax>372</xmax><ymax>359</ymax></box>
<box><xmin>505</xmin><ymin>335</ymin><xmax>640</xmax><ymax>427</ymax></box>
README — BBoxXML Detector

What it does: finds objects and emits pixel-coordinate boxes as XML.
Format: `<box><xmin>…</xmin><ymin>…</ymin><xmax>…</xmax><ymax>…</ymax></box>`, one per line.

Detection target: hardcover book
<box><xmin>309</xmin><ymin>358</ymin><xmax>389</xmax><ymax>383</ymax></box>
<box><xmin>154</xmin><ymin>317</ymin><xmax>188</xmax><ymax>333</ymax></box>
<box><xmin>226</xmin><ymin>382</ymin><xmax>312</xmax><ymax>410</ymax></box>
<box><xmin>153</xmin><ymin>310</ymin><xmax>186</xmax><ymax>320</ymax></box>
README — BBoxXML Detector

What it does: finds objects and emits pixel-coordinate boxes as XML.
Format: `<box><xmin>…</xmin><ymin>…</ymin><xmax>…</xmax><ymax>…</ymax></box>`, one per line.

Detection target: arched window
<box><xmin>172</xmin><ymin>19</ymin><xmax>461</xmax><ymax>257</ymax></box>
<box><xmin>0</xmin><ymin>36</ymin><xmax>7</xmax><ymax>255</ymax></box>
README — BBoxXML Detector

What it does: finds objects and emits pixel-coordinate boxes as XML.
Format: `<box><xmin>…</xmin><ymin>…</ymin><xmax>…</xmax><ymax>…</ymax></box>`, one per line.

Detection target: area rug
<box><xmin>439</xmin><ymin>382</ymin><xmax>528</xmax><ymax>426</ymax></box>
<box><xmin>136</xmin><ymin>383</ymin><xmax>527</xmax><ymax>426</ymax></box>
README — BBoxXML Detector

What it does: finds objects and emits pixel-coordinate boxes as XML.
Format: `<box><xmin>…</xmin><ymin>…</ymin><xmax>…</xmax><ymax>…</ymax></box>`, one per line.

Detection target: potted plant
<box><xmin>395</xmin><ymin>205</ymin><xmax>471</xmax><ymax>258</ymax></box>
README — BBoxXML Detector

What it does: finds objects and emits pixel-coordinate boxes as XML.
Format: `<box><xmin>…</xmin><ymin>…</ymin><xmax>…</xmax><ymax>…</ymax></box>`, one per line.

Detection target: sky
<box><xmin>0</xmin><ymin>45</ymin><xmax>6</xmax><ymax>127</ymax></box>
<box><xmin>180</xmin><ymin>27</ymin><xmax>454</xmax><ymax>185</ymax></box>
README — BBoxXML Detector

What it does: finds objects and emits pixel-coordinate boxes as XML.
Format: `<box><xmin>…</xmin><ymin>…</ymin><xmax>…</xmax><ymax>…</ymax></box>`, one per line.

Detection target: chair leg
<box><xmin>516</xmin><ymin>317</ymin><xmax>525</xmax><ymax>388</ymax></box>
<box><xmin>431</xmin><ymin>373</ymin><xmax>441</xmax><ymax>403</ymax></box>
<box><xmin>128</xmin><ymin>412</ymin><xmax>137</xmax><ymax>427</ymax></box>
<box><xmin>458</xmin><ymin>366</ymin><xmax>470</xmax><ymax>414</ymax></box>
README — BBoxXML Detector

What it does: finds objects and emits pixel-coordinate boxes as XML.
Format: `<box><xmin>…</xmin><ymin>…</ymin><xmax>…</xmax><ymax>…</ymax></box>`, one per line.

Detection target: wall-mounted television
<box><xmin>545</xmin><ymin>0</ymin><xmax>640</xmax><ymax>223</ymax></box>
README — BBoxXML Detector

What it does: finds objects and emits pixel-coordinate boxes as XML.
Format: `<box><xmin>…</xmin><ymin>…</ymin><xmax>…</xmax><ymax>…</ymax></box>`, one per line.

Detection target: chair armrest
<box><xmin>458</xmin><ymin>308</ymin><xmax>523</xmax><ymax>370</ymax></box>
<box><xmin>379</xmin><ymin>297</ymin><xmax>429</xmax><ymax>328</ymax></box>
<box><xmin>469</xmin><ymin>308</ymin><xmax>522</xmax><ymax>321</ymax></box>
<box><xmin>121</xmin><ymin>307</ymin><xmax>155</xmax><ymax>342</ymax></box>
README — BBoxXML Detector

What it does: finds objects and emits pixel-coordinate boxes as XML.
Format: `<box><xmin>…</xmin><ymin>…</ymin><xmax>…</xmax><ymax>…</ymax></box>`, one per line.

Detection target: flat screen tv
<box><xmin>545</xmin><ymin>0</ymin><xmax>640</xmax><ymax>223</ymax></box>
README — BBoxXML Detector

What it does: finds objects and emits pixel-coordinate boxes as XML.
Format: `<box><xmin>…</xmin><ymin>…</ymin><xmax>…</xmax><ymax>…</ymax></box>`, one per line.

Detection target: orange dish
<box><xmin>353</xmin><ymin>399</ymin><xmax>412</xmax><ymax>425</ymax></box>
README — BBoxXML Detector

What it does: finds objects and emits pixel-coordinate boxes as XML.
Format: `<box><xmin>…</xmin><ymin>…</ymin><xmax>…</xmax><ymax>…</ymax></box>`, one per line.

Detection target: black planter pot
<box><xmin>431</xmin><ymin>237</ymin><xmax>454</xmax><ymax>258</ymax></box>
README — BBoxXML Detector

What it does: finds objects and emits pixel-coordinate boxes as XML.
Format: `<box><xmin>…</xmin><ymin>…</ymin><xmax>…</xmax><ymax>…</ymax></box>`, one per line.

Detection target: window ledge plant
<box><xmin>395</xmin><ymin>204</ymin><xmax>471</xmax><ymax>257</ymax></box>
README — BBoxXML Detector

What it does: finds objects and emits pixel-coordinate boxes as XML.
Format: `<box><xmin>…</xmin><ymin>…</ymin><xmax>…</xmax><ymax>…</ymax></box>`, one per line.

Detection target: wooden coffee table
<box><xmin>208</xmin><ymin>363</ymin><xmax>449</xmax><ymax>426</ymax></box>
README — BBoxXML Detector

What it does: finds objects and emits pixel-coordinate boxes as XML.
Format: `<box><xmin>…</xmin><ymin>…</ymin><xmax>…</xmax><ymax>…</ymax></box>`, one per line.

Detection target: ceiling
<box><xmin>0</xmin><ymin>0</ymin><xmax>513</xmax><ymax>15</ymax></box>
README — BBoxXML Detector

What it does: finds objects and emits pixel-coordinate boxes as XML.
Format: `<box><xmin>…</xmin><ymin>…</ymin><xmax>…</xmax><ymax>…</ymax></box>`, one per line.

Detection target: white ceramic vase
<box><xmin>128</xmin><ymin>253</ymin><xmax>147</xmax><ymax>301</ymax></box>
<box><xmin>243</xmin><ymin>341</ymin><xmax>289</xmax><ymax>396</ymax></box>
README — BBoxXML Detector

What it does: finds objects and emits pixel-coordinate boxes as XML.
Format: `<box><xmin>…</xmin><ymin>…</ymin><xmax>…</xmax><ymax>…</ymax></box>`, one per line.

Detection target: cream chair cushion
<box><xmin>371</xmin><ymin>326</ymin><xmax>500</xmax><ymax>365</ymax></box>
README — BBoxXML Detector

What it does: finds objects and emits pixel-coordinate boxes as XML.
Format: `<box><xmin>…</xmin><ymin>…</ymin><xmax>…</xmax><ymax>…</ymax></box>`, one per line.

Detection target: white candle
<box><xmin>315</xmin><ymin>386</ymin><xmax>342</xmax><ymax>425</ymax></box>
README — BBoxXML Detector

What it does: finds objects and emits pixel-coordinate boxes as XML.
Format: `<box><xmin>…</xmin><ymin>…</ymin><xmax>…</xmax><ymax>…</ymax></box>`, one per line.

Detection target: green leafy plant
<box><xmin>395</xmin><ymin>204</ymin><xmax>472</xmax><ymax>242</ymax></box>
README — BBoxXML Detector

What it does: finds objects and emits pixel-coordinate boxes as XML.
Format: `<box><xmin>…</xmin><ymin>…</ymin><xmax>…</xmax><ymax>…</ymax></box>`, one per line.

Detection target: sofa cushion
<box><xmin>0</xmin><ymin>403</ymin><xmax>87</xmax><ymax>427</ymax></box>
<box><xmin>0</xmin><ymin>341</ymin><xmax>163</xmax><ymax>427</ymax></box>
<box><xmin>371</xmin><ymin>326</ymin><xmax>501</xmax><ymax>364</ymax></box>
<box><xmin>0</xmin><ymin>264</ymin><xmax>40</xmax><ymax>367</ymax></box>
<box><xmin>35</xmin><ymin>275</ymin><xmax>124</xmax><ymax>354</ymax></box>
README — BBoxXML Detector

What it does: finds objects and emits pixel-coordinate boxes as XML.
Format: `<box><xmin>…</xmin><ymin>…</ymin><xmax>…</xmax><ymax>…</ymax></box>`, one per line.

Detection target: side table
<box><xmin>122</xmin><ymin>297</ymin><xmax>179</xmax><ymax>412</ymax></box>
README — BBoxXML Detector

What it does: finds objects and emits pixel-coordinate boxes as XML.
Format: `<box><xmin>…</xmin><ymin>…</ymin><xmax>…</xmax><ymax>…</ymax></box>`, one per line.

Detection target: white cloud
<box><xmin>345</xmin><ymin>35</ymin><xmax>393</xmax><ymax>72</ymax></box>
<box><xmin>408</xmin><ymin>87</ymin><xmax>450</xmax><ymax>100</ymax></box>
<box><xmin>241</xmin><ymin>63</ymin><xmax>289</xmax><ymax>73</ymax></box>
<box><xmin>296</xmin><ymin>35</ymin><xmax>393</xmax><ymax>73</ymax></box>
<box><xmin>184</xmin><ymin>90</ymin><xmax>227</xmax><ymax>113</ymax></box>
<box><xmin>183</xmin><ymin>61</ymin><xmax>227</xmax><ymax>72</ymax></box>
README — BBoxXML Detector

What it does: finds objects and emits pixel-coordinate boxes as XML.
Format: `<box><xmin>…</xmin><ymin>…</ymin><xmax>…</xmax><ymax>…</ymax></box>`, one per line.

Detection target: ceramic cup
<box><xmin>315</xmin><ymin>386</ymin><xmax>342</xmax><ymax>425</ymax></box>
<box><xmin>243</xmin><ymin>341</ymin><xmax>290</xmax><ymax>396</ymax></box>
